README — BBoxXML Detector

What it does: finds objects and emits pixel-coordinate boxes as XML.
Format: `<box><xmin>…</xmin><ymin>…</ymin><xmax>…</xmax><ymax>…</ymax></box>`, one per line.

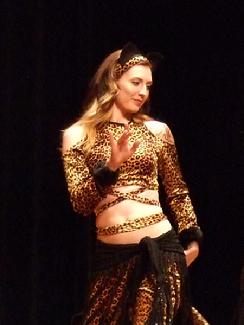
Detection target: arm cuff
<box><xmin>93</xmin><ymin>160</ymin><xmax>119</xmax><ymax>194</ymax></box>
<box><xmin>179</xmin><ymin>227</ymin><xmax>203</xmax><ymax>248</ymax></box>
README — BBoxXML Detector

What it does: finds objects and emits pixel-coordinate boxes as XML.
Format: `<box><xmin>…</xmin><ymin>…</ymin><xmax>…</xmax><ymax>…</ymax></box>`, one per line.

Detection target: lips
<box><xmin>133</xmin><ymin>99</ymin><xmax>143</xmax><ymax>106</ymax></box>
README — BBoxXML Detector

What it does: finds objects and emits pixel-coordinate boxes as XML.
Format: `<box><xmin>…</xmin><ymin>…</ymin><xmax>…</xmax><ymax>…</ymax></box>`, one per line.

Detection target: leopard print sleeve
<box><xmin>156</xmin><ymin>124</ymin><xmax>203</xmax><ymax>245</ymax></box>
<box><xmin>62</xmin><ymin>144</ymin><xmax>103</xmax><ymax>216</ymax></box>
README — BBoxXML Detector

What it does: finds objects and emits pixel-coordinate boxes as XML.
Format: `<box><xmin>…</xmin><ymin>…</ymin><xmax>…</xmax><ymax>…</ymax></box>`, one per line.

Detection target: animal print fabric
<box><xmin>62</xmin><ymin>121</ymin><xmax>199</xmax><ymax>234</ymax></box>
<box><xmin>96</xmin><ymin>212</ymin><xmax>165</xmax><ymax>235</ymax></box>
<box><xmin>71</xmin><ymin>231</ymin><xmax>209</xmax><ymax>325</ymax></box>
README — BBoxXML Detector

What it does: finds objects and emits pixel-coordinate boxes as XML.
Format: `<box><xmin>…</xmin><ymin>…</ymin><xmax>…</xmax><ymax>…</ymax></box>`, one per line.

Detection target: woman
<box><xmin>62</xmin><ymin>43</ymin><xmax>209</xmax><ymax>324</ymax></box>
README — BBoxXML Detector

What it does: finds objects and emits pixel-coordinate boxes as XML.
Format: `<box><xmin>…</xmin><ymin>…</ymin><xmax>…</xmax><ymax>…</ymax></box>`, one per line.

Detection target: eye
<box><xmin>131</xmin><ymin>81</ymin><xmax>140</xmax><ymax>86</ymax></box>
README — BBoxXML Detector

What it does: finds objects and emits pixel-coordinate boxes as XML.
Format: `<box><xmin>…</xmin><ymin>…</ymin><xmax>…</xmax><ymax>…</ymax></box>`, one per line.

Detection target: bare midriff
<box><xmin>96</xmin><ymin>185</ymin><xmax>172</xmax><ymax>244</ymax></box>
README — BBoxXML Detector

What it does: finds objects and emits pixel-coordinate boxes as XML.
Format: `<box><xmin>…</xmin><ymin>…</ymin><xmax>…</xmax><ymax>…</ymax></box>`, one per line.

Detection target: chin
<box><xmin>120</xmin><ymin>105</ymin><xmax>141</xmax><ymax>117</ymax></box>
<box><xmin>129</xmin><ymin>105</ymin><xmax>141</xmax><ymax>113</ymax></box>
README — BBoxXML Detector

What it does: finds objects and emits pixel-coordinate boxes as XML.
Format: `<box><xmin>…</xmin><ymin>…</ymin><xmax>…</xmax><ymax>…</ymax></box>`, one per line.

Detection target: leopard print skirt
<box><xmin>71</xmin><ymin>230</ymin><xmax>209</xmax><ymax>325</ymax></box>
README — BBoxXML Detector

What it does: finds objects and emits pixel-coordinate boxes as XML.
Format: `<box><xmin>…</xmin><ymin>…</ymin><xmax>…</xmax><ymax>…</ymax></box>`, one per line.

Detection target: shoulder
<box><xmin>62</xmin><ymin>123</ymin><xmax>85</xmax><ymax>154</ymax></box>
<box><xmin>144</xmin><ymin>120</ymin><xmax>175</xmax><ymax>145</ymax></box>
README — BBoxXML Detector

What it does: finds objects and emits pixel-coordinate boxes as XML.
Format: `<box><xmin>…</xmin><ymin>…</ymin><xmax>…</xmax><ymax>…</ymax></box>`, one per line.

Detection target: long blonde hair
<box><xmin>75</xmin><ymin>49</ymin><xmax>152</xmax><ymax>153</ymax></box>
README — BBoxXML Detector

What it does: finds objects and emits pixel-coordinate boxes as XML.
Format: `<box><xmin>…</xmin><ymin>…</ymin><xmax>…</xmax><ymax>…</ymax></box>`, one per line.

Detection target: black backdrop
<box><xmin>1</xmin><ymin>1</ymin><xmax>244</xmax><ymax>325</ymax></box>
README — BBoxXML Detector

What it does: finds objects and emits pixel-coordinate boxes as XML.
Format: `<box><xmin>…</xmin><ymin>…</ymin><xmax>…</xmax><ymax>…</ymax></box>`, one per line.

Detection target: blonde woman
<box><xmin>62</xmin><ymin>43</ymin><xmax>209</xmax><ymax>324</ymax></box>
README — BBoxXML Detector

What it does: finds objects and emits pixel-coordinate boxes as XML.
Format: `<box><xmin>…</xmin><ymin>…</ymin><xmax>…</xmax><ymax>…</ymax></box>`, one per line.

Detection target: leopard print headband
<box><xmin>114</xmin><ymin>55</ymin><xmax>151</xmax><ymax>78</ymax></box>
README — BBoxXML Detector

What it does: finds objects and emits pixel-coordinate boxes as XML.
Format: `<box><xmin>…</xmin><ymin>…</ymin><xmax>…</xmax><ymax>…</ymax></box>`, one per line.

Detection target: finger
<box><xmin>129</xmin><ymin>140</ymin><xmax>140</xmax><ymax>154</ymax></box>
<box><xmin>120</xmin><ymin>123</ymin><xmax>130</xmax><ymax>140</ymax></box>
<box><xmin>124</xmin><ymin>123</ymin><xmax>129</xmax><ymax>131</ymax></box>
<box><xmin>108</xmin><ymin>131</ymin><xmax>116</xmax><ymax>150</ymax></box>
<box><xmin>118</xmin><ymin>129</ymin><xmax>131</xmax><ymax>145</ymax></box>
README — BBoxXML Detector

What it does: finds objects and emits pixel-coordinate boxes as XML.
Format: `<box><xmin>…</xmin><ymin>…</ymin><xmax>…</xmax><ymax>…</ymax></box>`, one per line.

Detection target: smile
<box><xmin>133</xmin><ymin>99</ymin><xmax>143</xmax><ymax>106</ymax></box>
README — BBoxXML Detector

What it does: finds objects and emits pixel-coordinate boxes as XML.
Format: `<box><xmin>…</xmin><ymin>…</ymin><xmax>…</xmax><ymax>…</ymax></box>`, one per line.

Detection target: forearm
<box><xmin>159</xmin><ymin>142</ymin><xmax>203</xmax><ymax>247</ymax></box>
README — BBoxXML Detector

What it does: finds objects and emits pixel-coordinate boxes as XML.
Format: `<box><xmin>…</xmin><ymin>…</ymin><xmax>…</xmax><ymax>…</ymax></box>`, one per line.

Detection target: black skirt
<box><xmin>71</xmin><ymin>229</ymin><xmax>209</xmax><ymax>325</ymax></box>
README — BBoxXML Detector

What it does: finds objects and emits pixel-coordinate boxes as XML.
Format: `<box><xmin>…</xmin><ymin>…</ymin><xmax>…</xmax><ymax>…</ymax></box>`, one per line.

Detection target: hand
<box><xmin>106</xmin><ymin>124</ymin><xmax>140</xmax><ymax>171</ymax></box>
<box><xmin>184</xmin><ymin>241</ymin><xmax>199</xmax><ymax>267</ymax></box>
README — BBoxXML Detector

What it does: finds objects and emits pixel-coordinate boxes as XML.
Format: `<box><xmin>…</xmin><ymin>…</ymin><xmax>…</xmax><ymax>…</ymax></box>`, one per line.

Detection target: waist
<box><xmin>96</xmin><ymin>212</ymin><xmax>172</xmax><ymax>244</ymax></box>
<box><xmin>95</xmin><ymin>186</ymin><xmax>160</xmax><ymax>216</ymax></box>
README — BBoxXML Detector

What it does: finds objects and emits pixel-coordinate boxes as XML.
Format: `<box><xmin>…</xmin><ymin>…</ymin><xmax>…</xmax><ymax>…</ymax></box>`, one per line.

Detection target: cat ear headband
<box><xmin>114</xmin><ymin>42</ymin><xmax>163</xmax><ymax>77</ymax></box>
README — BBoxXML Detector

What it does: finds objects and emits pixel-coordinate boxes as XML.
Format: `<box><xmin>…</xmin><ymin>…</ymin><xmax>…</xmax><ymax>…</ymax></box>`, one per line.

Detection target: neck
<box><xmin>109</xmin><ymin>117</ymin><xmax>131</xmax><ymax>124</ymax></box>
<box><xmin>110</xmin><ymin>105</ymin><xmax>132</xmax><ymax>124</ymax></box>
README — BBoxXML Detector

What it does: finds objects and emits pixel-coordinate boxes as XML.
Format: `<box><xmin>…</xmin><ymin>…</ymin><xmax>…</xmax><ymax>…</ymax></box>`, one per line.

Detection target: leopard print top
<box><xmin>62</xmin><ymin>121</ymin><xmax>198</xmax><ymax>233</ymax></box>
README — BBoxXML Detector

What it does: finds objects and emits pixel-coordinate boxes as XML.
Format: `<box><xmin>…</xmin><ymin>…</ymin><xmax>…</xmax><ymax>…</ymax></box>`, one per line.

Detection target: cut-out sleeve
<box><xmin>62</xmin><ymin>145</ymin><xmax>104</xmax><ymax>216</ymax></box>
<box><xmin>157</xmin><ymin>125</ymin><xmax>203</xmax><ymax>246</ymax></box>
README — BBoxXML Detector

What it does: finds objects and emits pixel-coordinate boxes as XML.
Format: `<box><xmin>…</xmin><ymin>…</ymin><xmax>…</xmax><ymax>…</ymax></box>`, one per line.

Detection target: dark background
<box><xmin>1</xmin><ymin>1</ymin><xmax>244</xmax><ymax>324</ymax></box>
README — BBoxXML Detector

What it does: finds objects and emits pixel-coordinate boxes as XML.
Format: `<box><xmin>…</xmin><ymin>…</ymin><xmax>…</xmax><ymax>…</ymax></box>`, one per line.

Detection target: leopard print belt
<box><xmin>96</xmin><ymin>212</ymin><xmax>166</xmax><ymax>236</ymax></box>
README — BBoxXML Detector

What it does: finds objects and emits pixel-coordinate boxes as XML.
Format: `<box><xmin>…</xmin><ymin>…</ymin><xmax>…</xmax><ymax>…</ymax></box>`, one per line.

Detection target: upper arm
<box><xmin>62</xmin><ymin>124</ymin><xmax>85</xmax><ymax>155</ymax></box>
<box><xmin>144</xmin><ymin>120</ymin><xmax>175</xmax><ymax>145</ymax></box>
<box><xmin>62</xmin><ymin>124</ymin><xmax>100</xmax><ymax>215</ymax></box>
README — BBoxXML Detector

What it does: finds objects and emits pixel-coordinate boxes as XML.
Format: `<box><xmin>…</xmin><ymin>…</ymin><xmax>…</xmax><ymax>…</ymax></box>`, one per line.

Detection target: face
<box><xmin>113</xmin><ymin>64</ymin><xmax>153</xmax><ymax>119</ymax></box>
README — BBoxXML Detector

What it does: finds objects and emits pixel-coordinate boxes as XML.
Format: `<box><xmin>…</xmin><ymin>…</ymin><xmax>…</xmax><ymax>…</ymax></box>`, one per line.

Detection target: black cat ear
<box><xmin>118</xmin><ymin>42</ymin><xmax>142</xmax><ymax>66</ymax></box>
<box><xmin>146</xmin><ymin>52</ymin><xmax>164</xmax><ymax>70</ymax></box>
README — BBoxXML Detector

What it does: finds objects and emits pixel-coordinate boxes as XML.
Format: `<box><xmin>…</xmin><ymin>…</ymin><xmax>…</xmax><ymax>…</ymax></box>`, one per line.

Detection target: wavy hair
<box><xmin>75</xmin><ymin>49</ymin><xmax>152</xmax><ymax>153</ymax></box>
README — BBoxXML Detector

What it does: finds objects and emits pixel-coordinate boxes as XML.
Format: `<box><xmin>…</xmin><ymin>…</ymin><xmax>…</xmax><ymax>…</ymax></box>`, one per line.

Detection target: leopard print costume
<box><xmin>63</xmin><ymin>120</ymin><xmax>209</xmax><ymax>324</ymax></box>
<box><xmin>62</xmin><ymin>120</ymin><xmax>199</xmax><ymax>234</ymax></box>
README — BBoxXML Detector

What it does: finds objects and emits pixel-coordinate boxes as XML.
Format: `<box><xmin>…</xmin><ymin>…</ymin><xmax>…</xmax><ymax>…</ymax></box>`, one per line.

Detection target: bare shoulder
<box><xmin>62</xmin><ymin>123</ymin><xmax>85</xmax><ymax>154</ymax></box>
<box><xmin>144</xmin><ymin>120</ymin><xmax>175</xmax><ymax>144</ymax></box>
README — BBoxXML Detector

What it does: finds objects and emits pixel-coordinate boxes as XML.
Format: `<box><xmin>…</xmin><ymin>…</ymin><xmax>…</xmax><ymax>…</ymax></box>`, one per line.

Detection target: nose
<box><xmin>139</xmin><ymin>84</ymin><xmax>148</xmax><ymax>97</ymax></box>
